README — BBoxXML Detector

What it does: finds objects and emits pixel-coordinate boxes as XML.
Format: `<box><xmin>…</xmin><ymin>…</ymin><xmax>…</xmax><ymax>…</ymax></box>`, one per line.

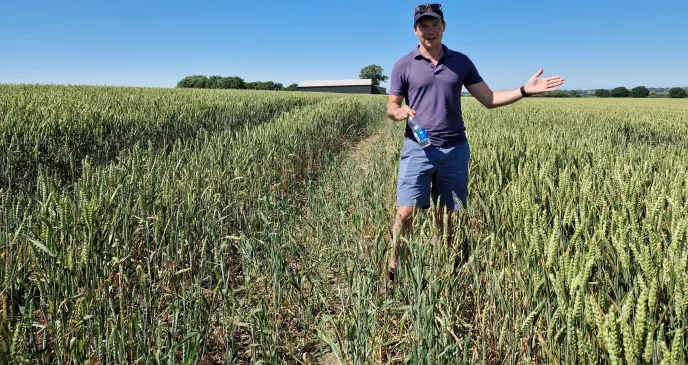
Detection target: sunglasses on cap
<box><xmin>414</xmin><ymin>3</ymin><xmax>443</xmax><ymax>16</ymax></box>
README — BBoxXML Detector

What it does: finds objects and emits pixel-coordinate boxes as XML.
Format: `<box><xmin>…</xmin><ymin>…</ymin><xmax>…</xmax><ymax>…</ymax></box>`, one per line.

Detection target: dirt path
<box><xmin>299</xmin><ymin>118</ymin><xmax>478</xmax><ymax>364</ymax></box>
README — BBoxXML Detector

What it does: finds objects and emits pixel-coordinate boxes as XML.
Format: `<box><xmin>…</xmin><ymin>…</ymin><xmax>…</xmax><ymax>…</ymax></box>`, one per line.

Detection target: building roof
<box><xmin>297</xmin><ymin>79</ymin><xmax>373</xmax><ymax>87</ymax></box>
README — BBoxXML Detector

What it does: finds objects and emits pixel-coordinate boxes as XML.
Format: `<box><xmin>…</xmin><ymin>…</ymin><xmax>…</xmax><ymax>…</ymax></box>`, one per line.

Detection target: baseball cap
<box><xmin>414</xmin><ymin>3</ymin><xmax>443</xmax><ymax>24</ymax></box>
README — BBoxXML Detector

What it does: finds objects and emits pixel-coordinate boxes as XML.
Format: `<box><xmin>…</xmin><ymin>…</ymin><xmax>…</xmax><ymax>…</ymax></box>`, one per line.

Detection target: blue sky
<box><xmin>1</xmin><ymin>0</ymin><xmax>687</xmax><ymax>91</ymax></box>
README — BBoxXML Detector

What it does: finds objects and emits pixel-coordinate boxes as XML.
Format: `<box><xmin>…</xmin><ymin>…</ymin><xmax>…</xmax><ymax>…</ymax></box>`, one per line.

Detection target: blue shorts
<box><xmin>396</xmin><ymin>138</ymin><xmax>470</xmax><ymax>211</ymax></box>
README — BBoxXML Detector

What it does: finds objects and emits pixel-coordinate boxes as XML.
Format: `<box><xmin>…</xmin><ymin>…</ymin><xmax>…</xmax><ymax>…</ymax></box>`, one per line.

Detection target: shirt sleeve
<box><xmin>463</xmin><ymin>56</ymin><xmax>484</xmax><ymax>86</ymax></box>
<box><xmin>388</xmin><ymin>61</ymin><xmax>407</xmax><ymax>96</ymax></box>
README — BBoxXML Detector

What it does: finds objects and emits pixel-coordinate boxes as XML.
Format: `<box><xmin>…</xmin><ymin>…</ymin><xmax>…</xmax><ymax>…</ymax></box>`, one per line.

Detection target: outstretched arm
<box><xmin>466</xmin><ymin>69</ymin><xmax>565</xmax><ymax>109</ymax></box>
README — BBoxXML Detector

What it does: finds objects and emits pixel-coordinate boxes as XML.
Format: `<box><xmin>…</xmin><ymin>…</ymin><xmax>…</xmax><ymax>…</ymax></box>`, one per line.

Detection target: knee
<box><xmin>396</xmin><ymin>206</ymin><xmax>414</xmax><ymax>223</ymax></box>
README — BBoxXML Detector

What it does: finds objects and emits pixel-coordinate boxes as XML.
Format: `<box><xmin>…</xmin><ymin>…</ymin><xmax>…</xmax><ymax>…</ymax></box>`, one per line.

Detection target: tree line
<box><xmin>176</xmin><ymin>73</ymin><xmax>688</xmax><ymax>99</ymax></box>
<box><xmin>593</xmin><ymin>86</ymin><xmax>687</xmax><ymax>98</ymax></box>
<box><xmin>176</xmin><ymin>75</ymin><xmax>299</xmax><ymax>91</ymax></box>
<box><xmin>536</xmin><ymin>86</ymin><xmax>688</xmax><ymax>98</ymax></box>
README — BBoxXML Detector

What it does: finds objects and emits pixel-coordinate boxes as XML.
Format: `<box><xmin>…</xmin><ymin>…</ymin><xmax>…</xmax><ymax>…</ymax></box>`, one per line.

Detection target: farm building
<box><xmin>296</xmin><ymin>79</ymin><xmax>386</xmax><ymax>94</ymax></box>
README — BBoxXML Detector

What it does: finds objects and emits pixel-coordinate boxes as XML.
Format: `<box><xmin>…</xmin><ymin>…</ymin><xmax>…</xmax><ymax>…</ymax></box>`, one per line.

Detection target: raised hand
<box><xmin>524</xmin><ymin>69</ymin><xmax>565</xmax><ymax>95</ymax></box>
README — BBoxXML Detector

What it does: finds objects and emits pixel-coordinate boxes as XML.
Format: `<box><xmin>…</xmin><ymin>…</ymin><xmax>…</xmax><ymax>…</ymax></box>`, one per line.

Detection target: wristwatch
<box><xmin>520</xmin><ymin>85</ymin><xmax>531</xmax><ymax>97</ymax></box>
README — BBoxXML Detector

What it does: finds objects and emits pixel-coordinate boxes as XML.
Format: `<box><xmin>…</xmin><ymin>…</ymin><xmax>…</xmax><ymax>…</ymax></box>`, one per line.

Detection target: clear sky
<box><xmin>2</xmin><ymin>0</ymin><xmax>686</xmax><ymax>91</ymax></box>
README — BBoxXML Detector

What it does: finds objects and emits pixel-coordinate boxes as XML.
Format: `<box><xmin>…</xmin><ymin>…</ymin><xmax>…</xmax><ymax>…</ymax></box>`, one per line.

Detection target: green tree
<box><xmin>206</xmin><ymin>75</ymin><xmax>222</xmax><ymax>89</ymax></box>
<box><xmin>631</xmin><ymin>86</ymin><xmax>650</xmax><ymax>98</ymax></box>
<box><xmin>177</xmin><ymin>75</ymin><xmax>208</xmax><ymax>88</ymax></box>
<box><xmin>217</xmin><ymin>76</ymin><xmax>245</xmax><ymax>89</ymax></box>
<box><xmin>611</xmin><ymin>86</ymin><xmax>630</xmax><ymax>97</ymax></box>
<box><xmin>264</xmin><ymin>81</ymin><xmax>283</xmax><ymax>91</ymax></box>
<box><xmin>284</xmin><ymin>83</ymin><xmax>299</xmax><ymax>91</ymax></box>
<box><xmin>669</xmin><ymin>87</ymin><xmax>688</xmax><ymax>98</ymax></box>
<box><xmin>568</xmin><ymin>90</ymin><xmax>580</xmax><ymax>98</ymax></box>
<box><xmin>245</xmin><ymin>81</ymin><xmax>267</xmax><ymax>90</ymax></box>
<box><xmin>359</xmin><ymin>64</ymin><xmax>389</xmax><ymax>86</ymax></box>
<box><xmin>176</xmin><ymin>75</ymin><xmax>198</xmax><ymax>88</ymax></box>
<box><xmin>594</xmin><ymin>89</ymin><xmax>611</xmax><ymax>98</ymax></box>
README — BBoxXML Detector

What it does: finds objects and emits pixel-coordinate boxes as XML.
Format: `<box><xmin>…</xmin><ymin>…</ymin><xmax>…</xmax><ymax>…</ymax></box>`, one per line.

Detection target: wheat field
<box><xmin>1</xmin><ymin>84</ymin><xmax>687</xmax><ymax>364</ymax></box>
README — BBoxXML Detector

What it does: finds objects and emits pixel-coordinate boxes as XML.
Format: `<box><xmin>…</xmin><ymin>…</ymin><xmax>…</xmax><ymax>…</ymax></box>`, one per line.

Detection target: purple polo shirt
<box><xmin>389</xmin><ymin>44</ymin><xmax>483</xmax><ymax>147</ymax></box>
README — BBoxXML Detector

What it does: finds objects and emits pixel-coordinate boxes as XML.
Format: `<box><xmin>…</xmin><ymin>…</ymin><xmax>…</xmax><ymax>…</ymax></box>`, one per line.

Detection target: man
<box><xmin>386</xmin><ymin>3</ymin><xmax>564</xmax><ymax>283</ymax></box>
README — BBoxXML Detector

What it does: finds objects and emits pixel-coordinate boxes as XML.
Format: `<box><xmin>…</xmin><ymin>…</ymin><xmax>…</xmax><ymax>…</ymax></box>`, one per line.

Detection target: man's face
<box><xmin>414</xmin><ymin>16</ymin><xmax>445</xmax><ymax>48</ymax></box>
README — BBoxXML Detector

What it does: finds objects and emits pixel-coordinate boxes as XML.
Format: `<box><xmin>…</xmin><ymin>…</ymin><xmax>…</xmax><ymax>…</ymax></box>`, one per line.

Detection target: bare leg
<box><xmin>388</xmin><ymin>206</ymin><xmax>414</xmax><ymax>280</ymax></box>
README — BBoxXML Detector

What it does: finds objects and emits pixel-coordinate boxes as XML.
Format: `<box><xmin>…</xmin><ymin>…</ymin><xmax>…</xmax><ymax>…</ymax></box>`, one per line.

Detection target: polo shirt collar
<box><xmin>412</xmin><ymin>44</ymin><xmax>453</xmax><ymax>59</ymax></box>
